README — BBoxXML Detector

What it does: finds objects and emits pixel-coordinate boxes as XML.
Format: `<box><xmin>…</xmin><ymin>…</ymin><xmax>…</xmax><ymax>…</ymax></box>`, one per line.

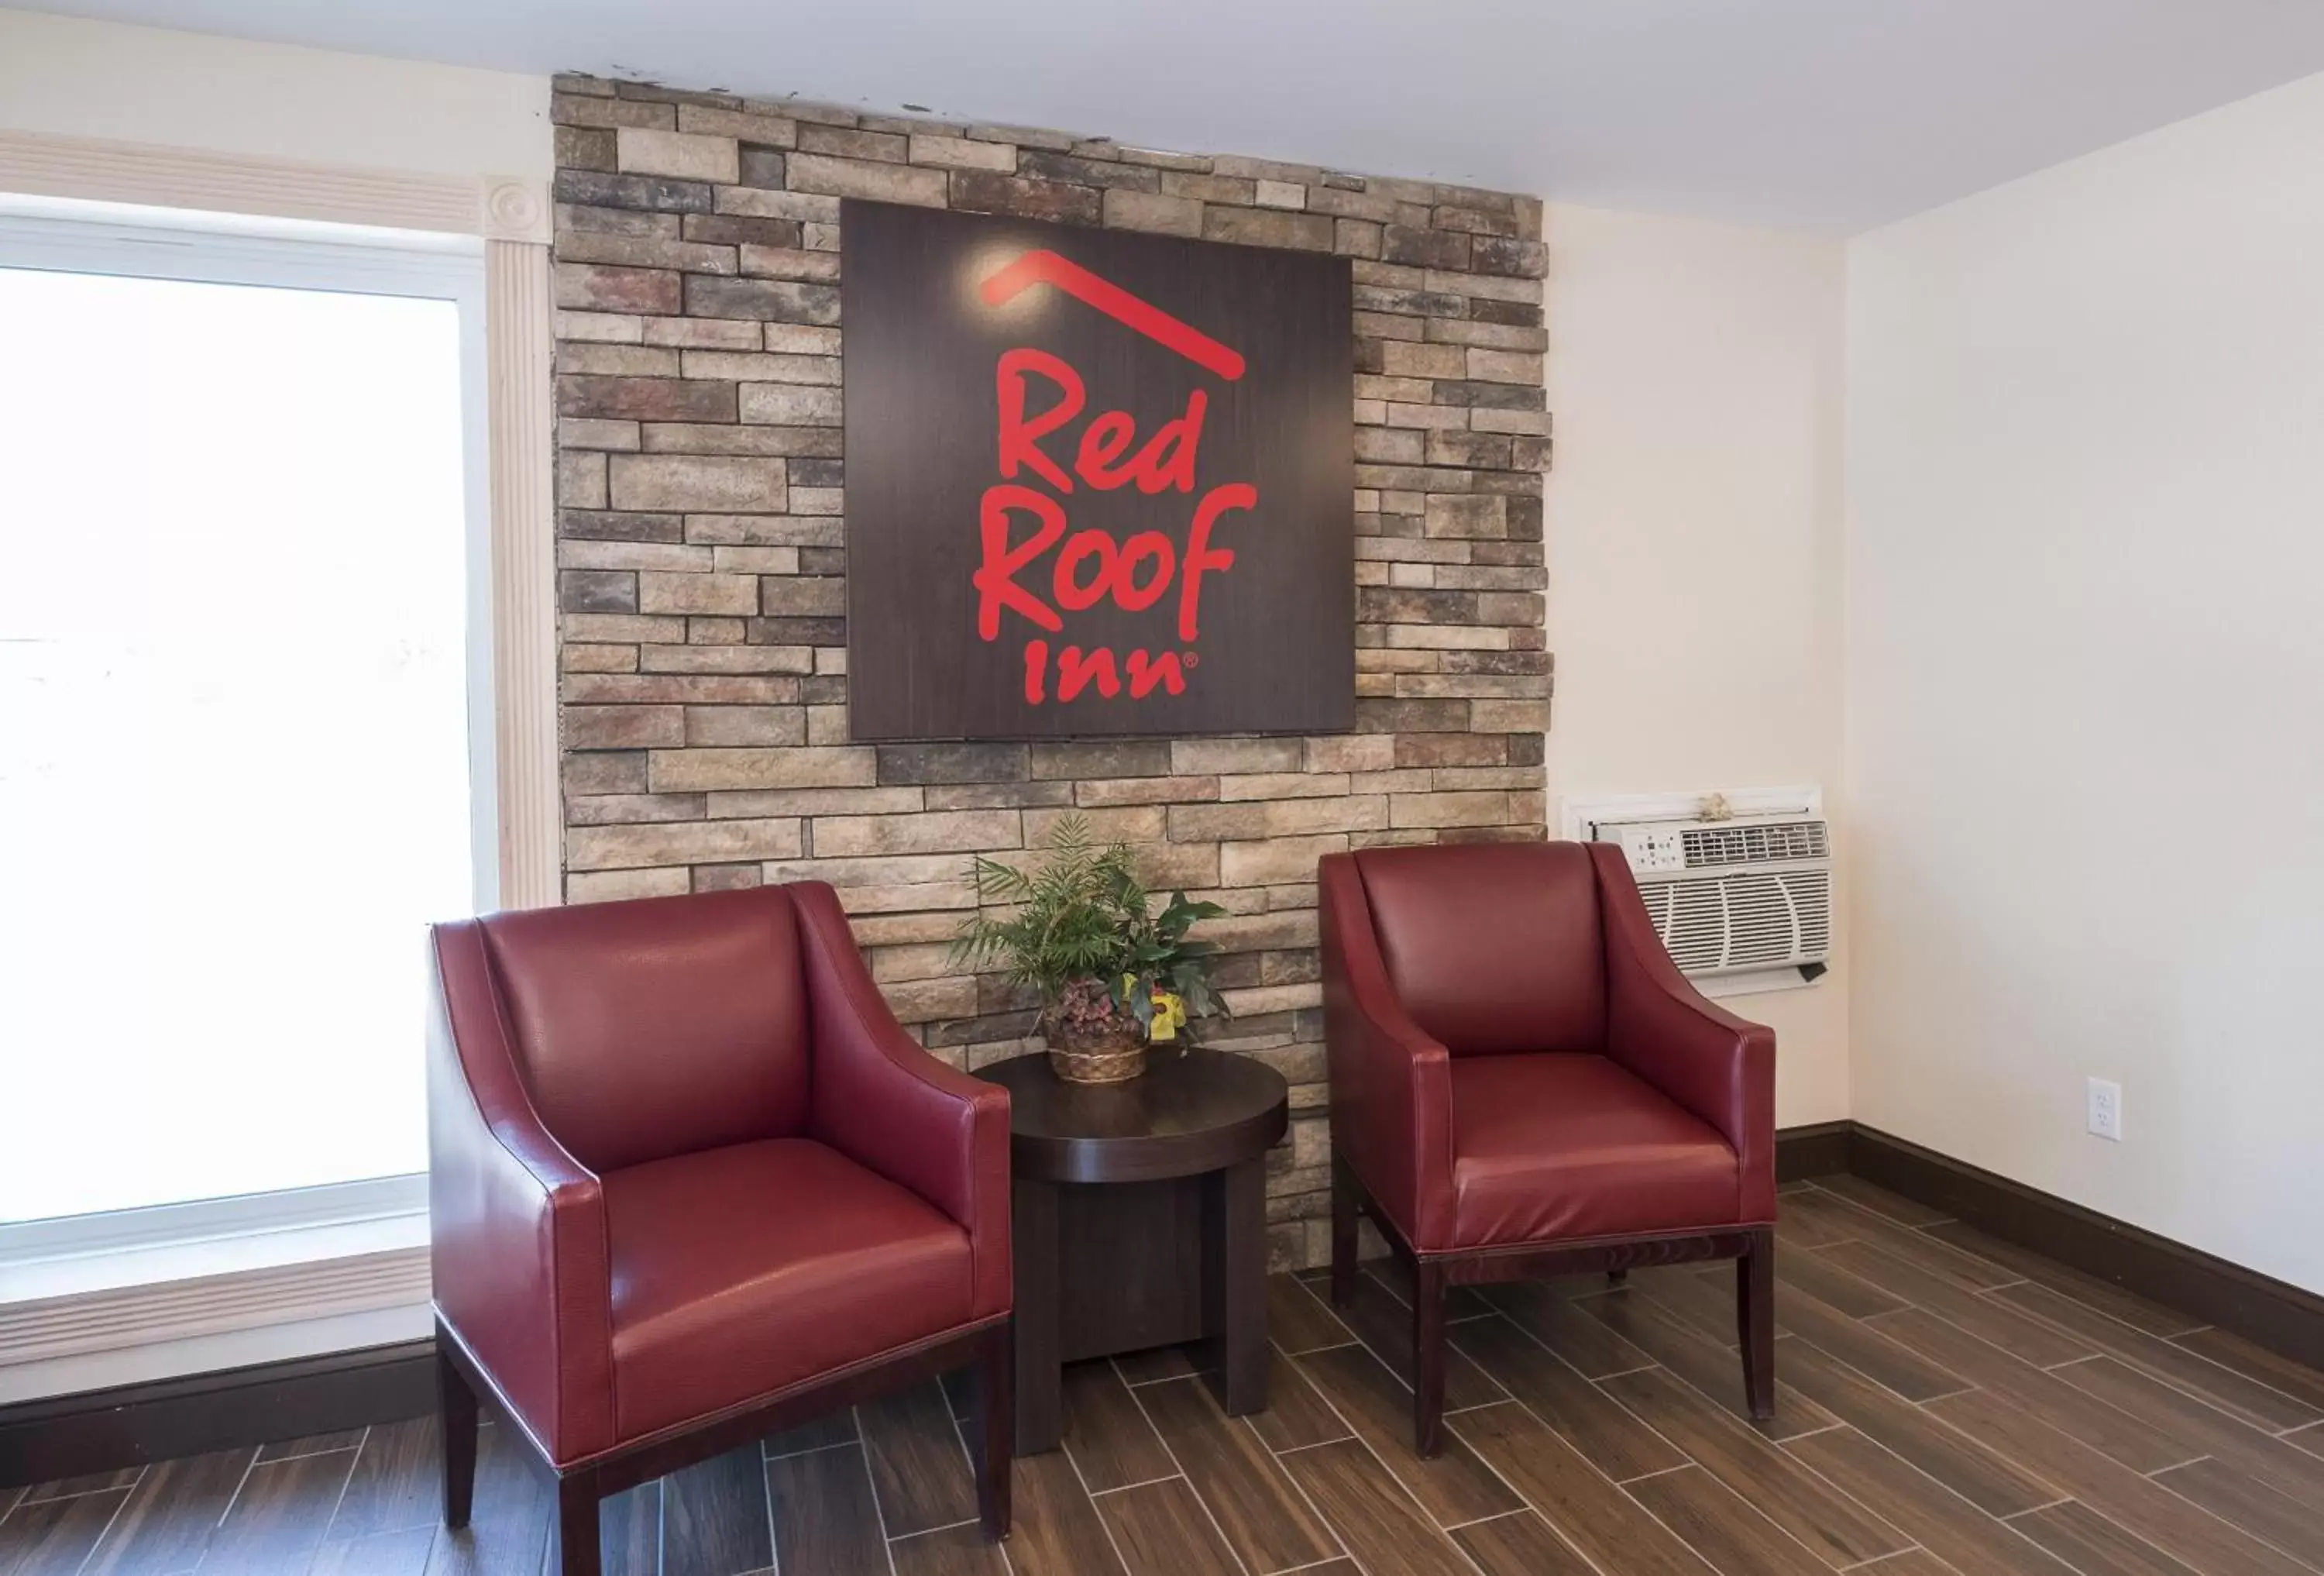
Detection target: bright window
<box><xmin>0</xmin><ymin>215</ymin><xmax>492</xmax><ymax>1226</ymax></box>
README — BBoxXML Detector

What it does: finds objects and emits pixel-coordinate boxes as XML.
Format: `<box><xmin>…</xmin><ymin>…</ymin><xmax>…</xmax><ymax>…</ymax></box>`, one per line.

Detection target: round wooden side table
<box><xmin>975</xmin><ymin>1045</ymin><xmax>1289</xmax><ymax>1454</ymax></box>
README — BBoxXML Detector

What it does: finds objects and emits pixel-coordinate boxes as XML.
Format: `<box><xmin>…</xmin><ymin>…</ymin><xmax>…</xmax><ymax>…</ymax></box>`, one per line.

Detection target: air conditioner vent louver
<box><xmin>1680</xmin><ymin>821</ymin><xmax>1827</xmax><ymax>866</ymax></box>
<box><xmin>1587</xmin><ymin>803</ymin><xmax>1833</xmax><ymax>982</ymax></box>
<box><xmin>1649</xmin><ymin>880</ymin><xmax>1728</xmax><ymax>972</ymax></box>
<box><xmin>1787</xmin><ymin>871</ymin><xmax>1832</xmax><ymax>955</ymax></box>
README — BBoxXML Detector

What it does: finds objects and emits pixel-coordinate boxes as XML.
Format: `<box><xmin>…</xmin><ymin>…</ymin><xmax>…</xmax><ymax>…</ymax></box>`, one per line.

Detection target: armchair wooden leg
<box><xmin>556</xmin><ymin>1474</ymin><xmax>603</xmax><ymax>1576</ymax></box>
<box><xmin>435</xmin><ymin>1326</ymin><xmax>477</xmax><ymax>1530</ymax></box>
<box><xmin>1412</xmin><ymin>1258</ymin><xmax>1448</xmax><ymax>1459</ymax></box>
<box><xmin>975</xmin><ymin>1320</ymin><xmax>1014</xmax><ymax>1540</ymax></box>
<box><xmin>1738</xmin><ymin>1228</ymin><xmax>1776</xmax><ymax>1421</ymax></box>
<box><xmin>1329</xmin><ymin>1154</ymin><xmax>1359</xmax><ymax>1309</ymax></box>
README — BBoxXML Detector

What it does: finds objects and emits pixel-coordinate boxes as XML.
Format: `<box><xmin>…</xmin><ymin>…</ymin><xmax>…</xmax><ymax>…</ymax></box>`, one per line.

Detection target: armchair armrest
<box><xmin>1587</xmin><ymin>844</ymin><xmax>1777</xmax><ymax>1223</ymax></box>
<box><xmin>1318</xmin><ymin>854</ymin><xmax>1457</xmax><ymax>1249</ymax></box>
<box><xmin>426</xmin><ymin>922</ymin><xmax>615</xmax><ymax>1466</ymax></box>
<box><xmin>792</xmin><ymin>882</ymin><xmax>1012</xmax><ymax>1320</ymax></box>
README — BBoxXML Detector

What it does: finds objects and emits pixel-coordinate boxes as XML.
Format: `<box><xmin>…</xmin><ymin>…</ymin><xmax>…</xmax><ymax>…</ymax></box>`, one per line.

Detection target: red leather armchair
<box><xmin>427</xmin><ymin>883</ymin><xmax>1012</xmax><ymax>1575</ymax></box>
<box><xmin>1321</xmin><ymin>841</ymin><xmax>1776</xmax><ymax>1454</ymax></box>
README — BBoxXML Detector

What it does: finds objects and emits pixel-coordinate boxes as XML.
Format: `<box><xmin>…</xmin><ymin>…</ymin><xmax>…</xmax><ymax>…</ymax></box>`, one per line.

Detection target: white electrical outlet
<box><xmin>2087</xmin><ymin>1078</ymin><xmax>2123</xmax><ymax>1142</ymax></box>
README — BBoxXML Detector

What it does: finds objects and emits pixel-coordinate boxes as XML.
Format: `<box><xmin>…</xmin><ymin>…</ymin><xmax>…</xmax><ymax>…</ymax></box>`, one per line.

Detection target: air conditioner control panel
<box><xmin>1607</xmin><ymin>824</ymin><xmax>1689</xmax><ymax>873</ymax></box>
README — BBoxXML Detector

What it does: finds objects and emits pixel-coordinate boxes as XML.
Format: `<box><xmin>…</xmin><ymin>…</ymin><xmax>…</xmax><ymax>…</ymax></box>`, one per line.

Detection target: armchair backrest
<box><xmin>463</xmin><ymin>886</ymin><xmax>812</xmax><ymax>1172</ymax></box>
<box><xmin>1347</xmin><ymin>842</ymin><xmax>1607</xmax><ymax>1056</ymax></box>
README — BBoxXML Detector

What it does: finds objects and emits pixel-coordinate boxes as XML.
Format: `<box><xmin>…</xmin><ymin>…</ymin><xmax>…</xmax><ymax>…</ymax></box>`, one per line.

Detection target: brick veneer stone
<box><xmin>550</xmin><ymin>75</ymin><xmax>1552</xmax><ymax>1269</ymax></box>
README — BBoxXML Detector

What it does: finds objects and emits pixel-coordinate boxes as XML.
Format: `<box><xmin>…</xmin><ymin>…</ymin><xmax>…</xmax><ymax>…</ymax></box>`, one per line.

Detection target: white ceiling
<box><xmin>26</xmin><ymin>0</ymin><xmax>2324</xmax><ymax>231</ymax></box>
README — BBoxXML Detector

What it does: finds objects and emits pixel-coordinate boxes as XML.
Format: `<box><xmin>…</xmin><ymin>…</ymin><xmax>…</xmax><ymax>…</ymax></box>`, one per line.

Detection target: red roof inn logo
<box><xmin>842</xmin><ymin>202</ymin><xmax>1353</xmax><ymax>742</ymax></box>
<box><xmin>974</xmin><ymin>249</ymin><xmax>1250</xmax><ymax>707</ymax></box>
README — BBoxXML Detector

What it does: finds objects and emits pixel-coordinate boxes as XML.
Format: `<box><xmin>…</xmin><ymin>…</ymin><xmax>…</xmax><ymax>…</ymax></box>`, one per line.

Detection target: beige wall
<box><xmin>1847</xmin><ymin>71</ymin><xmax>2324</xmax><ymax>1293</ymax></box>
<box><xmin>1542</xmin><ymin>202</ymin><xmax>1851</xmax><ymax>1127</ymax></box>
<box><xmin>0</xmin><ymin>8</ymin><xmax>548</xmax><ymax>181</ymax></box>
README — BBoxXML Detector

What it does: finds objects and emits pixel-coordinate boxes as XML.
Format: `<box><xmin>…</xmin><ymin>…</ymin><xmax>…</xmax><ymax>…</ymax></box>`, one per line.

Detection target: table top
<box><xmin>974</xmin><ymin>1046</ymin><xmax>1290</xmax><ymax>1185</ymax></box>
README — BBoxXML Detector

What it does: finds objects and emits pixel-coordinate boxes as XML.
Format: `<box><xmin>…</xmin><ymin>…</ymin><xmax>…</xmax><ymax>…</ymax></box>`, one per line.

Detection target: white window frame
<box><xmin>0</xmin><ymin>210</ymin><xmax>502</xmax><ymax>919</ymax></box>
<box><xmin>0</xmin><ymin>208</ymin><xmax>511</xmax><ymax>1388</ymax></box>
<box><xmin>0</xmin><ymin>135</ymin><xmax>557</xmax><ymax>1399</ymax></box>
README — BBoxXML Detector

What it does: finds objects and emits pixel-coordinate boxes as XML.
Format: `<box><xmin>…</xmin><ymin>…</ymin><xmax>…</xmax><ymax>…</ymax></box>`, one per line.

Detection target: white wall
<box><xmin>1543</xmin><ymin>202</ymin><xmax>1851</xmax><ymax>1126</ymax></box>
<box><xmin>0</xmin><ymin>9</ymin><xmax>548</xmax><ymax>180</ymax></box>
<box><xmin>1848</xmin><ymin>73</ymin><xmax>2324</xmax><ymax>1292</ymax></box>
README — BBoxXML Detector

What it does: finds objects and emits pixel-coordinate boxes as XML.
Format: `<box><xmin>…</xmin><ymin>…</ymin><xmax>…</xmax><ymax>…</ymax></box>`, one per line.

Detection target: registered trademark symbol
<box><xmin>1181</xmin><ymin>651</ymin><xmax>1199</xmax><ymax>669</ymax></box>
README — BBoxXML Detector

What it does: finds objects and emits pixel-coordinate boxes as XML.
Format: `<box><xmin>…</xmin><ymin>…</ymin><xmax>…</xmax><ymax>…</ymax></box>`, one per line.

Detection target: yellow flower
<box><xmin>1128</xmin><ymin>977</ymin><xmax>1190</xmax><ymax>1042</ymax></box>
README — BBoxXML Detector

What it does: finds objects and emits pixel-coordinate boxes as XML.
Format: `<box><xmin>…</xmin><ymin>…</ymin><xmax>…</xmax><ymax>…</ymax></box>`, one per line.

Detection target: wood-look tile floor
<box><xmin>9</xmin><ymin>1177</ymin><xmax>2324</xmax><ymax>1575</ymax></box>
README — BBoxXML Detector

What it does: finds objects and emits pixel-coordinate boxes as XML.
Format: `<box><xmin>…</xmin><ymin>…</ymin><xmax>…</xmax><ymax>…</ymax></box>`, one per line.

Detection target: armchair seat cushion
<box><xmin>604</xmin><ymin>1137</ymin><xmax>975</xmax><ymax>1443</ymax></box>
<box><xmin>1448</xmin><ymin>1054</ymin><xmax>1741</xmax><ymax>1250</ymax></box>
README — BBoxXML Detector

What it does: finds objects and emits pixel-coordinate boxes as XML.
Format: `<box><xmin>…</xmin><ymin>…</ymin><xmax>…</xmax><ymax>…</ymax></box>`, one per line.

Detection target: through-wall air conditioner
<box><xmin>1561</xmin><ymin>787</ymin><xmax>1832</xmax><ymax>997</ymax></box>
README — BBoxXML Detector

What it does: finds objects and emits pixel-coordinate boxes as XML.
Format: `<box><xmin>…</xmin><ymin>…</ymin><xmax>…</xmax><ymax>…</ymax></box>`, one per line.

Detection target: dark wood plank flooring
<box><xmin>7</xmin><ymin>1178</ymin><xmax>2323</xmax><ymax>1574</ymax></box>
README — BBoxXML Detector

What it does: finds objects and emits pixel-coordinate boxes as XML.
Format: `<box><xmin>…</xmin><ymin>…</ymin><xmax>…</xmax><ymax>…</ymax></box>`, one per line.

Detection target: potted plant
<box><xmin>953</xmin><ymin>815</ymin><xmax>1228</xmax><ymax>1084</ymax></box>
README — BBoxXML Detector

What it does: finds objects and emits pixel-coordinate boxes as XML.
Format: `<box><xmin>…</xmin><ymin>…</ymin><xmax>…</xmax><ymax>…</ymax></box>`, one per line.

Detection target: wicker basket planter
<box><xmin>1040</xmin><ymin>1013</ymin><xmax>1148</xmax><ymax>1085</ymax></box>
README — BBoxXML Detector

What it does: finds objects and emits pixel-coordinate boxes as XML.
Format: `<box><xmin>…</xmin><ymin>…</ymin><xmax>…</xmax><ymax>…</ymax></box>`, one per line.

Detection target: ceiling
<box><xmin>26</xmin><ymin>0</ymin><xmax>2324</xmax><ymax>231</ymax></box>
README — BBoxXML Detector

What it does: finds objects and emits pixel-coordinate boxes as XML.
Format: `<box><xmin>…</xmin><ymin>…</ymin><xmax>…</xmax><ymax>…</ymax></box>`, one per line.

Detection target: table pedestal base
<box><xmin>1012</xmin><ymin>1154</ymin><xmax>1268</xmax><ymax>1453</ymax></box>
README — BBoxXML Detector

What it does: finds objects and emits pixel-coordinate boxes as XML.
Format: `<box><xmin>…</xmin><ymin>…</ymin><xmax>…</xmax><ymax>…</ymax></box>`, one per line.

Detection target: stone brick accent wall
<box><xmin>548</xmin><ymin>74</ymin><xmax>1551</xmax><ymax>1269</ymax></box>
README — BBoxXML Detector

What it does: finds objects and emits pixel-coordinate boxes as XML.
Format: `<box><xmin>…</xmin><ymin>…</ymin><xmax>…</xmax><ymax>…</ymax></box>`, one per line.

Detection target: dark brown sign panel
<box><xmin>842</xmin><ymin>200</ymin><xmax>1354</xmax><ymax>741</ymax></box>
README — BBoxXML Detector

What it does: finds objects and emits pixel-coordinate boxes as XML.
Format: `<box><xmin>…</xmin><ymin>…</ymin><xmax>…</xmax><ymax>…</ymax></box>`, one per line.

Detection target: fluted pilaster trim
<box><xmin>486</xmin><ymin>238</ymin><xmax>562</xmax><ymax>908</ymax></box>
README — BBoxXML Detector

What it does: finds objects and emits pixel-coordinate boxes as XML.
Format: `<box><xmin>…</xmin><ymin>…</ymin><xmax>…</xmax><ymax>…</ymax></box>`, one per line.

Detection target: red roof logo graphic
<box><xmin>978</xmin><ymin>249</ymin><xmax>1246</xmax><ymax>382</ymax></box>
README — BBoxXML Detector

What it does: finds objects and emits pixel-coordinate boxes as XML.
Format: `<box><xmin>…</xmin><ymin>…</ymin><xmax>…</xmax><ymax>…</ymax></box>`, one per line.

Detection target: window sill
<box><xmin>0</xmin><ymin>1181</ymin><xmax>431</xmax><ymax>1382</ymax></box>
